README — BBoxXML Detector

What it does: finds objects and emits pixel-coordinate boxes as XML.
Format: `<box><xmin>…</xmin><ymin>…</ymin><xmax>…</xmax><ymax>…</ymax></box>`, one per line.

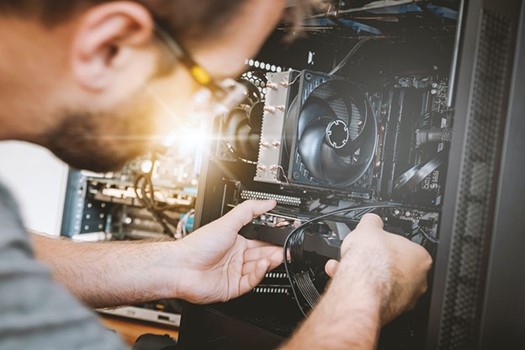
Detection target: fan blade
<box><xmin>247</xmin><ymin>130</ymin><xmax>260</xmax><ymax>155</ymax></box>
<box><xmin>298</xmin><ymin>96</ymin><xmax>338</xmax><ymax>137</ymax></box>
<box><xmin>248</xmin><ymin>101</ymin><xmax>264</xmax><ymax>133</ymax></box>
<box><xmin>336</xmin><ymin>98</ymin><xmax>367</xmax><ymax>156</ymax></box>
<box><xmin>223</xmin><ymin>106</ymin><xmax>262</xmax><ymax>160</ymax></box>
<box><xmin>235</xmin><ymin>121</ymin><xmax>253</xmax><ymax>159</ymax></box>
<box><xmin>338</xmin><ymin>125</ymin><xmax>366</xmax><ymax>156</ymax></box>
<box><xmin>319</xmin><ymin>143</ymin><xmax>363</xmax><ymax>184</ymax></box>
<box><xmin>298</xmin><ymin>118</ymin><xmax>331</xmax><ymax>182</ymax></box>
<box><xmin>238</xmin><ymin>78</ymin><xmax>261</xmax><ymax>105</ymax></box>
<box><xmin>224</xmin><ymin>108</ymin><xmax>248</xmax><ymax>138</ymax></box>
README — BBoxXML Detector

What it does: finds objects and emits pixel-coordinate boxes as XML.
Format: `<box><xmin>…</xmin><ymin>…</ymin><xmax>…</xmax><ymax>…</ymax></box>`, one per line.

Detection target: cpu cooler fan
<box><xmin>285</xmin><ymin>75</ymin><xmax>378</xmax><ymax>188</ymax></box>
<box><xmin>222</xmin><ymin>74</ymin><xmax>266</xmax><ymax>162</ymax></box>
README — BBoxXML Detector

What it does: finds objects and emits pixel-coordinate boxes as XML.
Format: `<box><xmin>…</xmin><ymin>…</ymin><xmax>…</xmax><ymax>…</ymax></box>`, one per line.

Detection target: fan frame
<box><xmin>284</xmin><ymin>70</ymin><xmax>379</xmax><ymax>194</ymax></box>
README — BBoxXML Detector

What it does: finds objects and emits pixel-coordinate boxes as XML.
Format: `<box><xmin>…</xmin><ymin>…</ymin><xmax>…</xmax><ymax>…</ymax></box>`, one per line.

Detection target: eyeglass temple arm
<box><xmin>154</xmin><ymin>24</ymin><xmax>224</xmax><ymax>93</ymax></box>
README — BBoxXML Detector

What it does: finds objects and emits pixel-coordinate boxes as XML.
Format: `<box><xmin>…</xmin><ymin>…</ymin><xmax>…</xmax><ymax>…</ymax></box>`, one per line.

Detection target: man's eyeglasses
<box><xmin>154</xmin><ymin>24</ymin><xmax>248</xmax><ymax>117</ymax></box>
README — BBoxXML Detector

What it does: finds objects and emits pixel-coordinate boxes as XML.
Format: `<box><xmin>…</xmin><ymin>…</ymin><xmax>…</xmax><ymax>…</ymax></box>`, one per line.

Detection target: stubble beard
<box><xmin>42</xmin><ymin>94</ymin><xmax>160</xmax><ymax>173</ymax></box>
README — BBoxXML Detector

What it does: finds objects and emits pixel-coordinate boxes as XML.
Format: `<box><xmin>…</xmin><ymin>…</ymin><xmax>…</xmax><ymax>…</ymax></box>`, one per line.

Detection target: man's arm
<box><xmin>32</xmin><ymin>234</ymin><xmax>181</xmax><ymax>307</ymax></box>
<box><xmin>281</xmin><ymin>214</ymin><xmax>432</xmax><ymax>350</ymax></box>
<box><xmin>32</xmin><ymin>200</ymin><xmax>283</xmax><ymax>308</ymax></box>
<box><xmin>282</xmin><ymin>259</ymin><xmax>383</xmax><ymax>350</ymax></box>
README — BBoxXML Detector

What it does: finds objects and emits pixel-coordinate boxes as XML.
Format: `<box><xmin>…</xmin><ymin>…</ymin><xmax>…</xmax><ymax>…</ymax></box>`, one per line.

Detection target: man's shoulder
<box><xmin>0</xmin><ymin>180</ymin><xmax>127</xmax><ymax>350</ymax></box>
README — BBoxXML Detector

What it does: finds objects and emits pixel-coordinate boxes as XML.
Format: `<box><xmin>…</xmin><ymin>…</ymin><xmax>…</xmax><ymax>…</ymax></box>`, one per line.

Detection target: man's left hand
<box><xmin>168</xmin><ymin>200</ymin><xmax>282</xmax><ymax>304</ymax></box>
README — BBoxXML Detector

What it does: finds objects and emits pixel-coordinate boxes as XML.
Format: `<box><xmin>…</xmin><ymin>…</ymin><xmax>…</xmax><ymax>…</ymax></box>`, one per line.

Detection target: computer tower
<box><xmin>427</xmin><ymin>0</ymin><xmax>525</xmax><ymax>348</ymax></box>
<box><xmin>178</xmin><ymin>0</ymin><xmax>525</xmax><ymax>349</ymax></box>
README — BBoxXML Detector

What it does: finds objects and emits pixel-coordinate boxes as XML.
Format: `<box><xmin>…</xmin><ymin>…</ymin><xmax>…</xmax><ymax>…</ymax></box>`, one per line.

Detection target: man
<box><xmin>0</xmin><ymin>1</ymin><xmax>432</xmax><ymax>349</ymax></box>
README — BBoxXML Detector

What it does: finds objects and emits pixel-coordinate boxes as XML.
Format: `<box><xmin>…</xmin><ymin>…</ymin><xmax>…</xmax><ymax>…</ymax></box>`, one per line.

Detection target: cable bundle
<box><xmin>283</xmin><ymin>202</ymin><xmax>403</xmax><ymax>316</ymax></box>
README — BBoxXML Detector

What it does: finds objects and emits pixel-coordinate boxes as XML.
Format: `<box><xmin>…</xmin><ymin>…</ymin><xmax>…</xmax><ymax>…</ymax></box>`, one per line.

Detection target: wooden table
<box><xmin>100</xmin><ymin>314</ymin><xmax>179</xmax><ymax>346</ymax></box>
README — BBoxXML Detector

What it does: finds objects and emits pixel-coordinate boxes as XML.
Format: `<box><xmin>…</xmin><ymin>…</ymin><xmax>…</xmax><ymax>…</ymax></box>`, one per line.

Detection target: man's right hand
<box><xmin>324</xmin><ymin>213</ymin><xmax>433</xmax><ymax>325</ymax></box>
<box><xmin>281</xmin><ymin>214</ymin><xmax>432</xmax><ymax>350</ymax></box>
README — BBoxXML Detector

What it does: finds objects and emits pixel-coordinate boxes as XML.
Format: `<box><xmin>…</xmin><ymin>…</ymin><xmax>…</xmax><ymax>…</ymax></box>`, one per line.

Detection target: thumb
<box><xmin>325</xmin><ymin>259</ymin><xmax>339</xmax><ymax>277</ymax></box>
<box><xmin>354</xmin><ymin>213</ymin><xmax>384</xmax><ymax>232</ymax></box>
<box><xmin>218</xmin><ymin>200</ymin><xmax>277</xmax><ymax>232</ymax></box>
<box><xmin>341</xmin><ymin>213</ymin><xmax>384</xmax><ymax>254</ymax></box>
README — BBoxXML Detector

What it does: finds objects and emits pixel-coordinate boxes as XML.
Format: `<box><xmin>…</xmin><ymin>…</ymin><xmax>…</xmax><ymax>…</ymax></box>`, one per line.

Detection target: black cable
<box><xmin>417</xmin><ymin>226</ymin><xmax>439</xmax><ymax>244</ymax></box>
<box><xmin>295</xmin><ymin>271</ymin><xmax>321</xmax><ymax>308</ymax></box>
<box><xmin>283</xmin><ymin>202</ymin><xmax>403</xmax><ymax>316</ymax></box>
<box><xmin>133</xmin><ymin>155</ymin><xmax>177</xmax><ymax>237</ymax></box>
<box><xmin>135</xmin><ymin>176</ymin><xmax>175</xmax><ymax>237</ymax></box>
<box><xmin>287</xmin><ymin>226</ymin><xmax>322</xmax><ymax>309</ymax></box>
<box><xmin>329</xmin><ymin>37</ymin><xmax>374</xmax><ymax>75</ymax></box>
<box><xmin>283</xmin><ymin>231</ymin><xmax>310</xmax><ymax>317</ymax></box>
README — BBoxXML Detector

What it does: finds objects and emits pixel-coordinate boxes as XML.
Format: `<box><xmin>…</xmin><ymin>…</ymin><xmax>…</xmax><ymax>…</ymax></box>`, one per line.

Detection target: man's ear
<box><xmin>71</xmin><ymin>2</ymin><xmax>154</xmax><ymax>91</ymax></box>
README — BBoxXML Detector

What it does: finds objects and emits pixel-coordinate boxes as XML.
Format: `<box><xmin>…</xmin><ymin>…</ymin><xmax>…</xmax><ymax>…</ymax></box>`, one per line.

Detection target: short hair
<box><xmin>0</xmin><ymin>0</ymin><xmax>327</xmax><ymax>43</ymax></box>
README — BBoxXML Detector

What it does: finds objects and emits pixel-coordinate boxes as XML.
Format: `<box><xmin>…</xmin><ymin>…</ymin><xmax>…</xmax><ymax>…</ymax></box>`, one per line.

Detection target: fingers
<box><xmin>239</xmin><ymin>259</ymin><xmax>270</xmax><ymax>294</ymax></box>
<box><xmin>240</xmin><ymin>246</ymin><xmax>283</xmax><ymax>294</ymax></box>
<box><xmin>340</xmin><ymin>213</ymin><xmax>385</xmax><ymax>254</ymax></box>
<box><xmin>241</xmin><ymin>260</ymin><xmax>264</xmax><ymax>276</ymax></box>
<box><xmin>324</xmin><ymin>259</ymin><xmax>339</xmax><ymax>277</ymax></box>
<box><xmin>219</xmin><ymin>200</ymin><xmax>277</xmax><ymax>232</ymax></box>
<box><xmin>355</xmin><ymin>213</ymin><xmax>384</xmax><ymax>231</ymax></box>
<box><xmin>244</xmin><ymin>245</ymin><xmax>282</xmax><ymax>262</ymax></box>
<box><xmin>243</xmin><ymin>246</ymin><xmax>283</xmax><ymax>273</ymax></box>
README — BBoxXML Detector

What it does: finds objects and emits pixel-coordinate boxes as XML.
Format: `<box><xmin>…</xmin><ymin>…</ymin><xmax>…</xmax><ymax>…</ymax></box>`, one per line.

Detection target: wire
<box><xmin>133</xmin><ymin>154</ymin><xmax>178</xmax><ymax>237</ymax></box>
<box><xmin>286</xmin><ymin>71</ymin><xmax>301</xmax><ymax>87</ymax></box>
<box><xmin>309</xmin><ymin>0</ymin><xmax>421</xmax><ymax>18</ymax></box>
<box><xmin>295</xmin><ymin>271</ymin><xmax>321</xmax><ymax>308</ymax></box>
<box><xmin>417</xmin><ymin>226</ymin><xmax>439</xmax><ymax>244</ymax></box>
<box><xmin>287</xmin><ymin>226</ymin><xmax>321</xmax><ymax>309</ymax></box>
<box><xmin>329</xmin><ymin>37</ymin><xmax>374</xmax><ymax>75</ymax></box>
<box><xmin>283</xmin><ymin>201</ymin><xmax>403</xmax><ymax>316</ymax></box>
<box><xmin>223</xmin><ymin>139</ymin><xmax>258</xmax><ymax>165</ymax></box>
<box><xmin>135</xmin><ymin>175</ymin><xmax>176</xmax><ymax>237</ymax></box>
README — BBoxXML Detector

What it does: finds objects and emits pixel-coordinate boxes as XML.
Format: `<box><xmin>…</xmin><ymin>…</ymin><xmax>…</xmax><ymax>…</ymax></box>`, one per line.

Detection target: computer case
<box><xmin>427</xmin><ymin>0</ymin><xmax>525</xmax><ymax>348</ymax></box>
<box><xmin>178</xmin><ymin>0</ymin><xmax>525</xmax><ymax>349</ymax></box>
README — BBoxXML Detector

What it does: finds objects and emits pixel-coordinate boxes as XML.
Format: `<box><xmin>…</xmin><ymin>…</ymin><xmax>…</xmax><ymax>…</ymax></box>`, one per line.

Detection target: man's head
<box><xmin>0</xmin><ymin>0</ymin><xmax>315</xmax><ymax>171</ymax></box>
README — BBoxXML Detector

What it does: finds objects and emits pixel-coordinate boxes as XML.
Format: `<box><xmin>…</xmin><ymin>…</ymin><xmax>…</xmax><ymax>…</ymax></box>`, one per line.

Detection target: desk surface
<box><xmin>100</xmin><ymin>314</ymin><xmax>179</xmax><ymax>346</ymax></box>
